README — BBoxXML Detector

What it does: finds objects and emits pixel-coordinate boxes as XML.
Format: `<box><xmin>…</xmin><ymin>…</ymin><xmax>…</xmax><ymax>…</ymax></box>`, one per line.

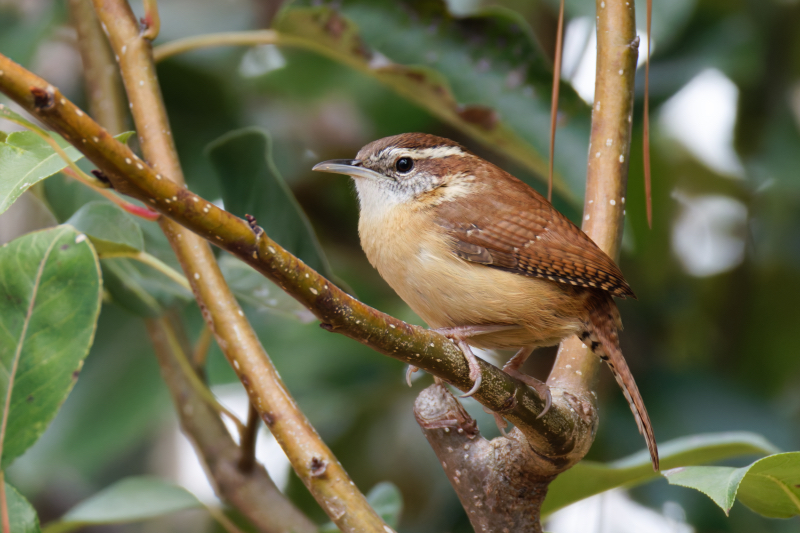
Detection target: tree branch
<box><xmin>67</xmin><ymin>3</ymin><xmax>315</xmax><ymax>529</ymax></box>
<box><xmin>83</xmin><ymin>1</ymin><xmax>391</xmax><ymax>530</ymax></box>
<box><xmin>415</xmin><ymin>385</ymin><xmax>553</xmax><ymax>533</ymax></box>
<box><xmin>548</xmin><ymin>0</ymin><xmax>638</xmax><ymax>413</ymax></box>
<box><xmin>0</xmin><ymin>53</ymin><xmax>586</xmax><ymax>466</ymax></box>
<box><xmin>146</xmin><ymin>317</ymin><xmax>315</xmax><ymax>533</ymax></box>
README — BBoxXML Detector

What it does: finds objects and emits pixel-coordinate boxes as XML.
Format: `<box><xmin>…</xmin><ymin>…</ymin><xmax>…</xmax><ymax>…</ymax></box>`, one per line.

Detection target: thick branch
<box><xmin>146</xmin><ymin>317</ymin><xmax>316</xmax><ymax>533</ymax></box>
<box><xmin>415</xmin><ymin>385</ymin><xmax>553</xmax><ymax>533</ymax></box>
<box><xmin>85</xmin><ymin>2</ymin><xmax>389</xmax><ymax>530</ymax></box>
<box><xmin>0</xmin><ymin>54</ymin><xmax>587</xmax><ymax>467</ymax></box>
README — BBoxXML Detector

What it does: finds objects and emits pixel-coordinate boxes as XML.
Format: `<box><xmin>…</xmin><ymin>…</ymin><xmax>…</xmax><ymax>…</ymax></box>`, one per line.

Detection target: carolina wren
<box><xmin>313</xmin><ymin>133</ymin><xmax>659</xmax><ymax>470</ymax></box>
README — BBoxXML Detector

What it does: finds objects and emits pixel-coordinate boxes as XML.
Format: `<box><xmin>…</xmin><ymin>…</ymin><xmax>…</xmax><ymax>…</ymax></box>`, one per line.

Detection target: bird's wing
<box><xmin>433</xmin><ymin>174</ymin><xmax>635</xmax><ymax>299</ymax></box>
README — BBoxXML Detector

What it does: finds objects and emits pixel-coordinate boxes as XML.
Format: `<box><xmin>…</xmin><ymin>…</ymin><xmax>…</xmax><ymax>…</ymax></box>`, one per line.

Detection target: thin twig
<box><xmin>0</xmin><ymin>471</ymin><xmax>9</xmax><ymax>533</ymax></box>
<box><xmin>547</xmin><ymin>0</ymin><xmax>565</xmax><ymax>203</ymax></box>
<box><xmin>238</xmin><ymin>403</ymin><xmax>260</xmax><ymax>473</ymax></box>
<box><xmin>644</xmin><ymin>0</ymin><xmax>653</xmax><ymax>228</ymax></box>
<box><xmin>153</xmin><ymin>30</ymin><xmax>279</xmax><ymax>63</ymax></box>
<box><xmin>62</xmin><ymin>167</ymin><xmax>160</xmax><ymax>220</ymax></box>
<box><xmin>192</xmin><ymin>325</ymin><xmax>213</xmax><ymax>368</ymax></box>
<box><xmin>159</xmin><ymin>318</ymin><xmax>245</xmax><ymax>435</ymax></box>
<box><xmin>129</xmin><ymin>251</ymin><xmax>192</xmax><ymax>291</ymax></box>
<box><xmin>141</xmin><ymin>0</ymin><xmax>161</xmax><ymax>41</ymax></box>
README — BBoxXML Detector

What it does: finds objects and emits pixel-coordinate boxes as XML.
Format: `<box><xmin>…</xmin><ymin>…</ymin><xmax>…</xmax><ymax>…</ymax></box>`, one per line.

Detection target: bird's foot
<box><xmin>483</xmin><ymin>406</ymin><xmax>509</xmax><ymax>436</ymax></box>
<box><xmin>500</xmin><ymin>346</ymin><xmax>551</xmax><ymax>418</ymax></box>
<box><xmin>505</xmin><ymin>368</ymin><xmax>552</xmax><ymax>418</ymax></box>
<box><xmin>431</xmin><ymin>325</ymin><xmax>518</xmax><ymax>398</ymax></box>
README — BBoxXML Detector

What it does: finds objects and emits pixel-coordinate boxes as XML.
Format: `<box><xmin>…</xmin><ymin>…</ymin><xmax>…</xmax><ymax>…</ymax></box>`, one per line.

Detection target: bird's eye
<box><xmin>395</xmin><ymin>157</ymin><xmax>414</xmax><ymax>173</ymax></box>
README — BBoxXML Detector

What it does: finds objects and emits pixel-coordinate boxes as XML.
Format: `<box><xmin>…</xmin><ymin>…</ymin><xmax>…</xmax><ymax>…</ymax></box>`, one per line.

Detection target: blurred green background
<box><xmin>1</xmin><ymin>0</ymin><xmax>799</xmax><ymax>531</ymax></box>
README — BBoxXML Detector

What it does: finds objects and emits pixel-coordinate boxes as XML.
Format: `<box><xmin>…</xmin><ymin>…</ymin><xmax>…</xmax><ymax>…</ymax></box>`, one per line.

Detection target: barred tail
<box><xmin>583</xmin><ymin>294</ymin><xmax>659</xmax><ymax>471</ymax></box>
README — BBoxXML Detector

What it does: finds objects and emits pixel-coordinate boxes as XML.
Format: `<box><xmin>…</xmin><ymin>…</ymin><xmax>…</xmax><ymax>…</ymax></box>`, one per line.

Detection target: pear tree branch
<box><xmin>67</xmin><ymin>3</ymin><xmax>314</xmax><ymax>529</ymax></box>
<box><xmin>547</xmin><ymin>0</ymin><xmax>638</xmax><ymax>428</ymax></box>
<box><xmin>146</xmin><ymin>316</ymin><xmax>316</xmax><ymax>533</ymax></box>
<box><xmin>83</xmin><ymin>1</ymin><xmax>391</xmax><ymax>530</ymax></box>
<box><xmin>0</xmin><ymin>53</ymin><xmax>587</xmax><ymax>468</ymax></box>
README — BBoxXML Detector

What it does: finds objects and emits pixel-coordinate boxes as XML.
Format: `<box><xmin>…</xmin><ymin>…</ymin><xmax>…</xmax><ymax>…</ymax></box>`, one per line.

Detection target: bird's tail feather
<box><xmin>584</xmin><ymin>294</ymin><xmax>659</xmax><ymax>471</ymax></box>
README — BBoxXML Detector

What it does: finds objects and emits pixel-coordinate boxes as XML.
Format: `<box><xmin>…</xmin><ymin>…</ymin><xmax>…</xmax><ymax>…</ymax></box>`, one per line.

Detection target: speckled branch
<box><xmin>547</xmin><ymin>0</ymin><xmax>639</xmax><ymax>460</ymax></box>
<box><xmin>146</xmin><ymin>317</ymin><xmax>316</xmax><ymax>533</ymax></box>
<box><xmin>414</xmin><ymin>385</ymin><xmax>553</xmax><ymax>533</ymax></box>
<box><xmin>0</xmin><ymin>53</ymin><xmax>591</xmax><ymax>466</ymax></box>
<box><xmin>84</xmin><ymin>1</ymin><xmax>390</xmax><ymax>531</ymax></box>
<box><xmin>68</xmin><ymin>3</ymin><xmax>315</xmax><ymax>528</ymax></box>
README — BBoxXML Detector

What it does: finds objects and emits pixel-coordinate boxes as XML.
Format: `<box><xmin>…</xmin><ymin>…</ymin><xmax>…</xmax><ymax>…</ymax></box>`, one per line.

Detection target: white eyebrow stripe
<box><xmin>375</xmin><ymin>145</ymin><xmax>466</xmax><ymax>161</ymax></box>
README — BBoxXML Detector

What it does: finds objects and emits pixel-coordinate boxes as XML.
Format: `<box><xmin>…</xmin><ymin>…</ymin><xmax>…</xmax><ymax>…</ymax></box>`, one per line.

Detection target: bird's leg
<box><xmin>432</xmin><ymin>325</ymin><xmax>521</xmax><ymax>398</ymax></box>
<box><xmin>502</xmin><ymin>346</ymin><xmax>552</xmax><ymax>418</ymax></box>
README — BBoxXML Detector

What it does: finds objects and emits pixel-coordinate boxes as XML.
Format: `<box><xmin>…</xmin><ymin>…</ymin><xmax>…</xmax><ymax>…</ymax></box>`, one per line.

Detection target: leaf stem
<box><xmin>192</xmin><ymin>325</ymin><xmax>213</xmax><ymax>368</ymax></box>
<box><xmin>153</xmin><ymin>30</ymin><xmax>279</xmax><ymax>62</ymax></box>
<box><xmin>0</xmin><ymin>472</ymin><xmax>8</xmax><ymax>533</ymax></box>
<box><xmin>159</xmin><ymin>318</ymin><xmax>245</xmax><ymax>435</ymax></box>
<box><xmin>141</xmin><ymin>0</ymin><xmax>161</xmax><ymax>41</ymax></box>
<box><xmin>61</xmin><ymin>167</ymin><xmax>160</xmax><ymax>220</ymax></box>
<box><xmin>128</xmin><ymin>251</ymin><xmax>192</xmax><ymax>292</ymax></box>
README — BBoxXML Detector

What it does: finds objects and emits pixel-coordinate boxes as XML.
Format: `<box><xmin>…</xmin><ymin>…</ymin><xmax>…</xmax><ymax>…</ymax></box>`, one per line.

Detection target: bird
<box><xmin>312</xmin><ymin>132</ymin><xmax>659</xmax><ymax>470</ymax></box>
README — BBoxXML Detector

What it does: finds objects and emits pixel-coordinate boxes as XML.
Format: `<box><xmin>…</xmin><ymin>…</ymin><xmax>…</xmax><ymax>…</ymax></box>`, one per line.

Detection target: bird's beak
<box><xmin>312</xmin><ymin>159</ymin><xmax>389</xmax><ymax>181</ymax></box>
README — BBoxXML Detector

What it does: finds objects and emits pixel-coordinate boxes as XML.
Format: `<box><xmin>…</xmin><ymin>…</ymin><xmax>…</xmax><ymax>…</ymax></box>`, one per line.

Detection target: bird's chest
<box><xmin>358</xmin><ymin>206</ymin><xmax>463</xmax><ymax>326</ymax></box>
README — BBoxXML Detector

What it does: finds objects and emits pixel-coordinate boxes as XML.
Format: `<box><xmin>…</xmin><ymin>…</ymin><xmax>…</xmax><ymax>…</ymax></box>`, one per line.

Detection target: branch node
<box><xmin>30</xmin><ymin>86</ymin><xmax>54</xmax><ymax>110</ymax></box>
<box><xmin>319</xmin><ymin>322</ymin><xmax>334</xmax><ymax>331</ymax></box>
<box><xmin>91</xmin><ymin>169</ymin><xmax>112</xmax><ymax>186</ymax></box>
<box><xmin>309</xmin><ymin>457</ymin><xmax>328</xmax><ymax>477</ymax></box>
<box><xmin>244</xmin><ymin>213</ymin><xmax>264</xmax><ymax>237</ymax></box>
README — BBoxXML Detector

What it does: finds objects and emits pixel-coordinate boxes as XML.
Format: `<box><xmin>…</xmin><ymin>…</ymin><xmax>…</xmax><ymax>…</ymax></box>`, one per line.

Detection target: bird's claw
<box><xmin>406</xmin><ymin>365</ymin><xmax>419</xmax><ymax>387</ymax></box>
<box><xmin>457</xmin><ymin>340</ymin><xmax>483</xmax><ymax>398</ymax></box>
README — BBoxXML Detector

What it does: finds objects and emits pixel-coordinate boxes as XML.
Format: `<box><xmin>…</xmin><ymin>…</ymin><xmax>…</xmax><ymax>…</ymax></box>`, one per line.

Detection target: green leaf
<box><xmin>542</xmin><ymin>432</ymin><xmax>780</xmax><ymax>517</ymax></box>
<box><xmin>0</xmin><ymin>129</ymin><xmax>83</xmax><ymax>215</ymax></box>
<box><xmin>0</xmin><ymin>104</ymin><xmax>134</xmax><ymax>215</ymax></box>
<box><xmin>55</xmin><ymin>476</ymin><xmax>202</xmax><ymax>530</ymax></box>
<box><xmin>366</xmin><ymin>481</ymin><xmax>403</xmax><ymax>528</ymax></box>
<box><xmin>276</xmin><ymin>3</ymin><xmax>591</xmax><ymax>200</ymax></box>
<box><xmin>664</xmin><ymin>452</ymin><xmax>800</xmax><ymax>518</ymax></box>
<box><xmin>5</xmin><ymin>482</ymin><xmax>41</xmax><ymax>533</ymax></box>
<box><xmin>207</xmin><ymin>128</ymin><xmax>333</xmax><ymax>277</ymax></box>
<box><xmin>66</xmin><ymin>201</ymin><xmax>144</xmax><ymax>256</ymax></box>
<box><xmin>663</xmin><ymin>465</ymin><xmax>747</xmax><ymax>514</ymax></box>
<box><xmin>219</xmin><ymin>254</ymin><xmax>315</xmax><ymax>322</ymax></box>
<box><xmin>0</xmin><ymin>226</ymin><xmax>102</xmax><ymax>468</ymax></box>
